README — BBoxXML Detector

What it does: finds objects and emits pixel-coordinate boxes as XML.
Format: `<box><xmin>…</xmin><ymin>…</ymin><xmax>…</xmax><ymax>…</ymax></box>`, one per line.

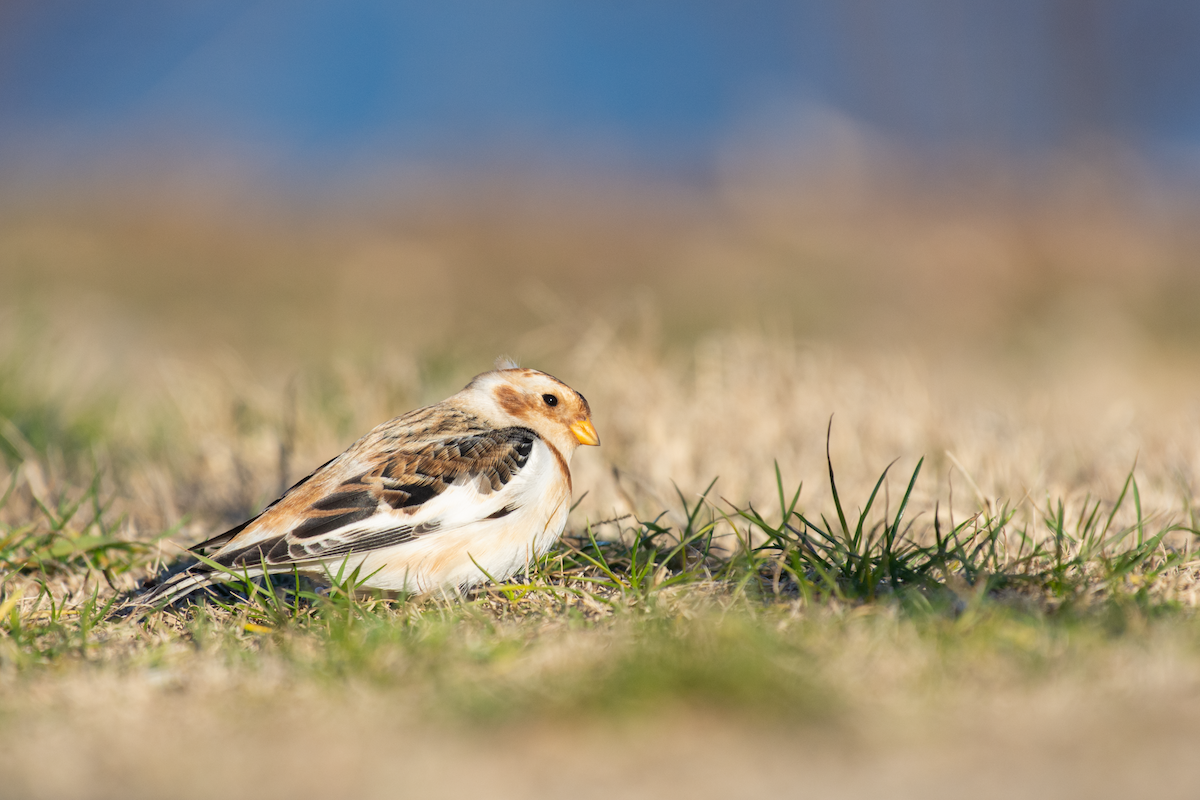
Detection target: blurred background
<box><xmin>3</xmin><ymin>0</ymin><xmax>1200</xmax><ymax>363</ymax></box>
<box><xmin>4</xmin><ymin>1</ymin><xmax>1200</xmax><ymax>529</ymax></box>
<box><xmin>5</xmin><ymin>1</ymin><xmax>1200</xmax><ymax>177</ymax></box>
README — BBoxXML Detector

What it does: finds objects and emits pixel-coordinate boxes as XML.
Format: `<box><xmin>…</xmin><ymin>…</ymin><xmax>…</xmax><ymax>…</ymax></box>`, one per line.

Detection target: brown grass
<box><xmin>3</xmin><ymin>166</ymin><xmax>1200</xmax><ymax>797</ymax></box>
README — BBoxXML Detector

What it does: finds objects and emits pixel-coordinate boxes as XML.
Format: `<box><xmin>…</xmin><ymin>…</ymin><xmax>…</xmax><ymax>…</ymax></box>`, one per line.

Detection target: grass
<box><xmin>5</xmin><ymin>180</ymin><xmax>1200</xmax><ymax>796</ymax></box>
<box><xmin>2</xmin><ymin>424</ymin><xmax>1195</xmax><ymax>718</ymax></box>
<box><xmin>2</xmin><ymin>360</ymin><xmax>1199</xmax><ymax>800</ymax></box>
<box><xmin>1</xmin><ymin>326</ymin><xmax>1198</xmax><ymax>723</ymax></box>
<box><xmin>0</xmin><ymin>471</ymin><xmax>160</xmax><ymax>582</ymax></box>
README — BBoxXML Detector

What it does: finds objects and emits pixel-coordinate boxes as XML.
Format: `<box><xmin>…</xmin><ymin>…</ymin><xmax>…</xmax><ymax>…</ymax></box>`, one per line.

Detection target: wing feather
<box><xmin>204</xmin><ymin>422</ymin><xmax>540</xmax><ymax>573</ymax></box>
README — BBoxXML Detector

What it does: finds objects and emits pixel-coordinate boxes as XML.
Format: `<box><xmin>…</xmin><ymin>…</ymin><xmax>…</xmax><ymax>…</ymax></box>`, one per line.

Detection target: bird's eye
<box><xmin>542</xmin><ymin>393</ymin><xmax>558</xmax><ymax>407</ymax></box>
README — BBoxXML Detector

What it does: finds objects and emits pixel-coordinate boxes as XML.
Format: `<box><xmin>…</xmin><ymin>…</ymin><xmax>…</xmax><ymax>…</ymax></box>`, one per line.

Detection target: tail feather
<box><xmin>137</xmin><ymin>562</ymin><xmax>269</xmax><ymax>609</ymax></box>
<box><xmin>132</xmin><ymin>547</ymin><xmax>365</xmax><ymax>613</ymax></box>
<box><xmin>135</xmin><ymin>566</ymin><xmax>221</xmax><ymax>609</ymax></box>
<box><xmin>134</xmin><ymin>557</ymin><xmax>287</xmax><ymax>610</ymax></box>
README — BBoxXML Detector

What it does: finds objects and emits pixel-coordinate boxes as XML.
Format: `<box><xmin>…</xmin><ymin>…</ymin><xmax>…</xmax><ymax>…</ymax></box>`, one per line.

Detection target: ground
<box><xmin>2</xmin><ymin>171</ymin><xmax>1200</xmax><ymax>798</ymax></box>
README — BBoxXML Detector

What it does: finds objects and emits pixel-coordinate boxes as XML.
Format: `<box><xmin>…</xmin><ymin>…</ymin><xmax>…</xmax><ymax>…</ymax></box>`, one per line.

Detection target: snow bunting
<box><xmin>140</xmin><ymin>365</ymin><xmax>598</xmax><ymax>606</ymax></box>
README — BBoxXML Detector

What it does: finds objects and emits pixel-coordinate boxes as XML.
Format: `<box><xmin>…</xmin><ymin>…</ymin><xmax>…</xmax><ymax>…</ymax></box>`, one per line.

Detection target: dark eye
<box><xmin>542</xmin><ymin>393</ymin><xmax>558</xmax><ymax>407</ymax></box>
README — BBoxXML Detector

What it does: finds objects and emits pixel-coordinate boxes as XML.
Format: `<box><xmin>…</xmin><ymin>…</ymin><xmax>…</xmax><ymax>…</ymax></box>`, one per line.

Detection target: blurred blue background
<box><xmin>3</xmin><ymin>0</ymin><xmax>1200</xmax><ymax>185</ymax></box>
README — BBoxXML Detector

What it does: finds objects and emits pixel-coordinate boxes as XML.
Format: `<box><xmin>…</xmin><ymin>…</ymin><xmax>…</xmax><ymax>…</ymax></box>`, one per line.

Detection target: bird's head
<box><xmin>459</xmin><ymin>365</ymin><xmax>599</xmax><ymax>457</ymax></box>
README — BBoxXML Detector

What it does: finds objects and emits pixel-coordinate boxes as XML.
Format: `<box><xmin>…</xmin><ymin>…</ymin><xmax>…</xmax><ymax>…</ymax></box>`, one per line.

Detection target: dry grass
<box><xmin>3</xmin><ymin>170</ymin><xmax>1200</xmax><ymax>797</ymax></box>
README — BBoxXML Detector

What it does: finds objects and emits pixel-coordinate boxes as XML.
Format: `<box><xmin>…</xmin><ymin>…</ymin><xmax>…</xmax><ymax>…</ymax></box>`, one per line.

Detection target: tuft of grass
<box><xmin>0</xmin><ymin>583</ymin><xmax>118</xmax><ymax>669</ymax></box>
<box><xmin>726</xmin><ymin>434</ymin><xmax>1197</xmax><ymax>618</ymax></box>
<box><xmin>0</xmin><ymin>469</ymin><xmax>157</xmax><ymax>580</ymax></box>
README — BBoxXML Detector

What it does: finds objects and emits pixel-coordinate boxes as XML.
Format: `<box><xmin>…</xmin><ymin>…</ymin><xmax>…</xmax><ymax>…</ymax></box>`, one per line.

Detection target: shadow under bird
<box><xmin>139</xmin><ymin>365</ymin><xmax>599</xmax><ymax>606</ymax></box>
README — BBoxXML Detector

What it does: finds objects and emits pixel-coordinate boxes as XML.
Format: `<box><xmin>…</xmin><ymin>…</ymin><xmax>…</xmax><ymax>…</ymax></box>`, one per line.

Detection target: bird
<box><xmin>138</xmin><ymin>364</ymin><xmax>599</xmax><ymax>607</ymax></box>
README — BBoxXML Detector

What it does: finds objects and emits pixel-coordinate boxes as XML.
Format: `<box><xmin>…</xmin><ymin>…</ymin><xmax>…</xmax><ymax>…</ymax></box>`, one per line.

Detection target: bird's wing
<box><xmin>202</xmin><ymin>423</ymin><xmax>540</xmax><ymax>572</ymax></box>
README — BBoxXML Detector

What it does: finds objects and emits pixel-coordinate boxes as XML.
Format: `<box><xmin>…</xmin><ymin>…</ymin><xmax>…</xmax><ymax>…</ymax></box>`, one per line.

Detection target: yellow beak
<box><xmin>570</xmin><ymin>418</ymin><xmax>600</xmax><ymax>446</ymax></box>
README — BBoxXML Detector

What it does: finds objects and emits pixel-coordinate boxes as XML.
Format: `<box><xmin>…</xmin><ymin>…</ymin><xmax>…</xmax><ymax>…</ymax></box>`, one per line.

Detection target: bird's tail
<box><xmin>133</xmin><ymin>558</ymin><xmax>272</xmax><ymax>611</ymax></box>
<box><xmin>131</xmin><ymin>565</ymin><xmax>221</xmax><ymax>610</ymax></box>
